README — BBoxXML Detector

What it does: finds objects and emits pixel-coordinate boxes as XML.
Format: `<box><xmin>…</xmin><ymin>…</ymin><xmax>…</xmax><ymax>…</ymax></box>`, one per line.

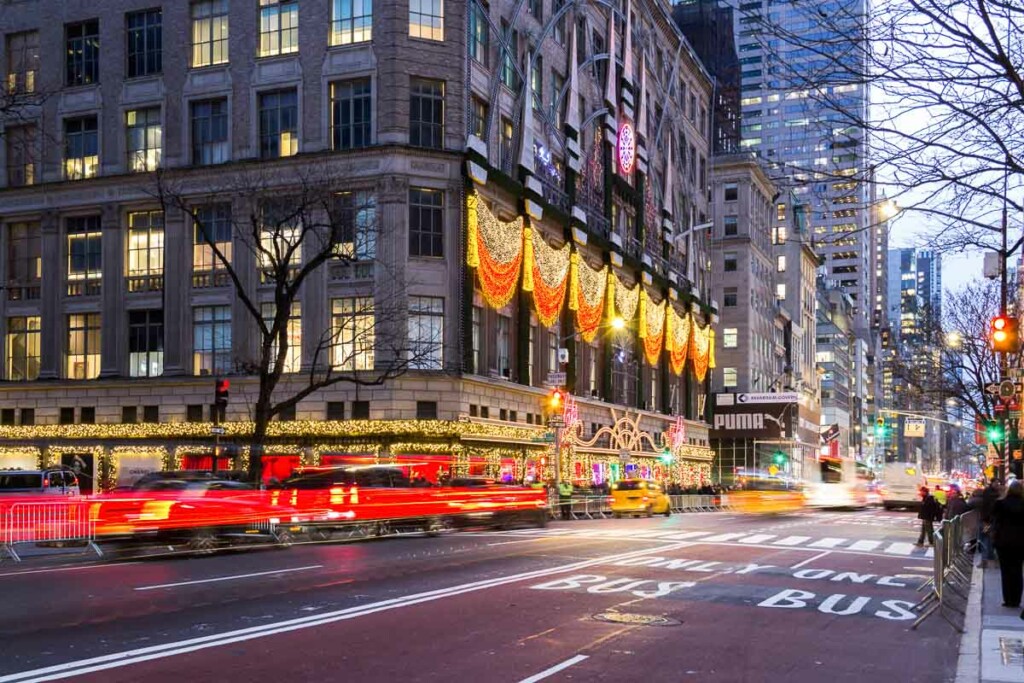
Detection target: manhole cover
<box><xmin>593</xmin><ymin>612</ymin><xmax>680</xmax><ymax>627</ymax></box>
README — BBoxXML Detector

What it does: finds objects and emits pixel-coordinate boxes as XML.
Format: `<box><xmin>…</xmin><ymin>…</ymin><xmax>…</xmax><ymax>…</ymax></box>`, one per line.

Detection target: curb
<box><xmin>955</xmin><ymin>563</ymin><xmax>983</xmax><ymax>683</ymax></box>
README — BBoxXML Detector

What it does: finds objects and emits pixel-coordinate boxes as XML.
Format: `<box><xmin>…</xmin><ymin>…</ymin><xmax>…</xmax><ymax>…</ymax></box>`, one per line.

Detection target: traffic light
<box><xmin>660</xmin><ymin>446</ymin><xmax>673</xmax><ymax>463</ymax></box>
<box><xmin>772</xmin><ymin>450</ymin><xmax>786</xmax><ymax>465</ymax></box>
<box><xmin>991</xmin><ymin>316</ymin><xmax>1020</xmax><ymax>353</ymax></box>
<box><xmin>986</xmin><ymin>420</ymin><xmax>1005</xmax><ymax>443</ymax></box>
<box><xmin>874</xmin><ymin>418</ymin><xmax>888</xmax><ymax>438</ymax></box>
<box><xmin>214</xmin><ymin>378</ymin><xmax>229</xmax><ymax>421</ymax></box>
<box><xmin>548</xmin><ymin>388</ymin><xmax>563</xmax><ymax>411</ymax></box>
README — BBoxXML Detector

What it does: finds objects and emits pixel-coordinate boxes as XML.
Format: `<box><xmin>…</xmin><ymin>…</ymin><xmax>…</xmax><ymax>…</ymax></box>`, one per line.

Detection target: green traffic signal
<box><xmin>987</xmin><ymin>421</ymin><xmax>1004</xmax><ymax>443</ymax></box>
<box><xmin>660</xmin><ymin>447</ymin><xmax>673</xmax><ymax>463</ymax></box>
<box><xmin>773</xmin><ymin>450</ymin><xmax>786</xmax><ymax>465</ymax></box>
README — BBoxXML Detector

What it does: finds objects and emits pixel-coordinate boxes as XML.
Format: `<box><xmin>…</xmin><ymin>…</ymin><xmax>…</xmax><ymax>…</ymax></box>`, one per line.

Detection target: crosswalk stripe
<box><xmin>925</xmin><ymin>547</ymin><xmax>934</xmax><ymax>558</ymax></box>
<box><xmin>773</xmin><ymin>535</ymin><xmax>812</xmax><ymax>546</ymax></box>
<box><xmin>884</xmin><ymin>542</ymin><xmax>916</xmax><ymax>555</ymax></box>
<box><xmin>807</xmin><ymin>537</ymin><xmax>847</xmax><ymax>549</ymax></box>
<box><xmin>737</xmin><ymin>534</ymin><xmax>777</xmax><ymax>544</ymax></box>
<box><xmin>657</xmin><ymin>531</ymin><xmax>713</xmax><ymax>541</ymax></box>
<box><xmin>846</xmin><ymin>540</ymin><xmax>882</xmax><ymax>552</ymax></box>
<box><xmin>702</xmin><ymin>532</ymin><xmax>750</xmax><ymax>543</ymax></box>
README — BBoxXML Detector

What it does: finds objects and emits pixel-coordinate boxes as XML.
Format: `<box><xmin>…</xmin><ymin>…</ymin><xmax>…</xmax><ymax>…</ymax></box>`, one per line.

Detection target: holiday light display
<box><xmin>642</xmin><ymin>292</ymin><xmax>666</xmax><ymax>366</ymax></box>
<box><xmin>466</xmin><ymin>192</ymin><xmax>525</xmax><ymax>310</ymax></box>
<box><xmin>691</xmin><ymin>320</ymin><xmax>712</xmax><ymax>382</ymax></box>
<box><xmin>527</xmin><ymin>227</ymin><xmax>571</xmax><ymax>327</ymax></box>
<box><xmin>573</xmin><ymin>255</ymin><xmax>608</xmax><ymax>342</ymax></box>
<box><xmin>667</xmin><ymin>306</ymin><xmax>692</xmax><ymax>375</ymax></box>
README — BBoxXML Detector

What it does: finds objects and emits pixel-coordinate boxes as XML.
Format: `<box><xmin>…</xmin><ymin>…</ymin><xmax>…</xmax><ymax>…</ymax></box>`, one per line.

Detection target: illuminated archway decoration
<box><xmin>466</xmin><ymin>192</ymin><xmax>524</xmax><ymax>310</ymax></box>
<box><xmin>691</xmin><ymin>319</ymin><xmax>712</xmax><ymax>382</ymax></box>
<box><xmin>667</xmin><ymin>308</ymin><xmax>692</xmax><ymax>376</ymax></box>
<box><xmin>528</xmin><ymin>228</ymin><xmax>571</xmax><ymax>328</ymax></box>
<box><xmin>640</xmin><ymin>292</ymin><xmax>665</xmax><ymax>366</ymax></box>
<box><xmin>572</xmin><ymin>255</ymin><xmax>608</xmax><ymax>342</ymax></box>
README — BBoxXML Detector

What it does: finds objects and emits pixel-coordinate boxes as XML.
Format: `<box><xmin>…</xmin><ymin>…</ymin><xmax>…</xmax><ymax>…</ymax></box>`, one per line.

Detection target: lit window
<box><xmin>6</xmin><ymin>316</ymin><xmax>40</xmax><ymax>381</ymax></box>
<box><xmin>500</xmin><ymin>21</ymin><xmax>519</xmax><ymax>89</ymax></box>
<box><xmin>470</xmin><ymin>97</ymin><xmax>487</xmax><ymax>139</ymax></box>
<box><xmin>333</xmin><ymin>191</ymin><xmax>377</xmax><ymax>260</ymax></box>
<box><xmin>723</xmin><ymin>328</ymin><xmax>738</xmax><ymax>349</ymax></box>
<box><xmin>191</xmin><ymin>0</ymin><xmax>229</xmax><ymax>67</ymax></box>
<box><xmin>776</xmin><ymin>283</ymin><xmax>786</xmax><ymax>300</ymax></box>
<box><xmin>66</xmin><ymin>313</ymin><xmax>101</xmax><ymax>380</ymax></box>
<box><xmin>471</xmin><ymin>305</ymin><xmax>482</xmax><ymax>373</ymax></box>
<box><xmin>468</xmin><ymin>2</ymin><xmax>488</xmax><ymax>65</ymax></box>
<box><xmin>496</xmin><ymin>314</ymin><xmax>510</xmax><ymax>377</ymax></box>
<box><xmin>6</xmin><ymin>30</ymin><xmax>39</xmax><ymax>94</ymax></box>
<box><xmin>258</xmin><ymin>200</ymin><xmax>303</xmax><ymax>278</ymax></box>
<box><xmin>129</xmin><ymin>310</ymin><xmax>164</xmax><ymax>377</ymax></box>
<box><xmin>5</xmin><ymin>124</ymin><xmax>37</xmax><ymax>187</ymax></box>
<box><xmin>409</xmin><ymin>0</ymin><xmax>444</xmax><ymax>41</ymax></box>
<box><xmin>723</xmin><ymin>367</ymin><xmax>737</xmax><ymax>387</ymax></box>
<box><xmin>259</xmin><ymin>0</ymin><xmax>299</xmax><ymax>57</ymax></box>
<box><xmin>193</xmin><ymin>305</ymin><xmax>231</xmax><ymax>375</ymax></box>
<box><xmin>331</xmin><ymin>297</ymin><xmax>375</xmax><ymax>370</ymax></box>
<box><xmin>65</xmin><ymin>20</ymin><xmax>99</xmax><ymax>87</ymax></box>
<box><xmin>261</xmin><ymin>301</ymin><xmax>301</xmax><ymax>373</ymax></box>
<box><xmin>258</xmin><ymin>89</ymin><xmax>298</xmax><ymax>158</ymax></box>
<box><xmin>500</xmin><ymin>117</ymin><xmax>514</xmax><ymax>168</ymax></box>
<box><xmin>409</xmin><ymin>77</ymin><xmax>444</xmax><ymax>149</ymax></box>
<box><xmin>192</xmin><ymin>204</ymin><xmax>232</xmax><ymax>287</ymax></box>
<box><xmin>126</xmin><ymin>107</ymin><xmax>162</xmax><ymax>172</ymax></box>
<box><xmin>330</xmin><ymin>79</ymin><xmax>372</xmax><ymax>150</ymax></box>
<box><xmin>771</xmin><ymin>226</ymin><xmax>787</xmax><ymax>245</ymax></box>
<box><xmin>126</xmin><ymin>210</ymin><xmax>164</xmax><ymax>292</ymax></box>
<box><xmin>331</xmin><ymin>0</ymin><xmax>372</xmax><ymax>46</ymax></box>
<box><xmin>408</xmin><ymin>296</ymin><xmax>444</xmax><ymax>370</ymax></box>
<box><xmin>64</xmin><ymin>116</ymin><xmax>98</xmax><ymax>180</ymax></box>
<box><xmin>191</xmin><ymin>99</ymin><xmax>229</xmax><ymax>165</ymax></box>
<box><xmin>126</xmin><ymin>9</ymin><xmax>162</xmax><ymax>78</ymax></box>
<box><xmin>777</xmin><ymin>255</ymin><xmax>786</xmax><ymax>272</ymax></box>
<box><xmin>531</xmin><ymin>55</ymin><xmax>543</xmax><ymax>110</ymax></box>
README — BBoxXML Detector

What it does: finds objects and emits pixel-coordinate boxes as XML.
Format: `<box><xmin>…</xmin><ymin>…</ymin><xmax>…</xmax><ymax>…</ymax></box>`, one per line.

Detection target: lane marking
<box><xmin>134</xmin><ymin>565</ymin><xmax>325</xmax><ymax>591</ymax></box>
<box><xmin>737</xmin><ymin>534</ymin><xmax>776</xmax><ymax>544</ymax></box>
<box><xmin>904</xmin><ymin>565</ymin><xmax>932</xmax><ymax>571</ymax></box>
<box><xmin>701</xmin><ymin>532</ymin><xmax>749</xmax><ymax>543</ymax></box>
<box><xmin>846</xmin><ymin>540</ymin><xmax>882</xmax><ymax>552</ymax></box>
<box><xmin>517</xmin><ymin>655</ymin><xmax>589</xmax><ymax>683</ymax></box>
<box><xmin>807</xmin><ymin>537</ymin><xmax>846</xmax><ymax>549</ymax></box>
<box><xmin>0</xmin><ymin>562</ymin><xmax>141</xmax><ymax>579</ymax></box>
<box><xmin>0</xmin><ymin>543</ymin><xmax>686</xmax><ymax>683</ymax></box>
<box><xmin>790</xmin><ymin>551</ymin><xmax>831</xmax><ymax>569</ymax></box>
<box><xmin>884</xmin><ymin>542</ymin><xmax>917</xmax><ymax>556</ymax></box>
<box><xmin>773</xmin><ymin>536</ymin><xmax>812</xmax><ymax>546</ymax></box>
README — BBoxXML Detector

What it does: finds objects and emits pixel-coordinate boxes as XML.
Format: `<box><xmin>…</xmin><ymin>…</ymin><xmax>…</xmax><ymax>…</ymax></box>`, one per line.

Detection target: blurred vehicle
<box><xmin>729</xmin><ymin>475</ymin><xmax>804</xmax><ymax>514</ymax></box>
<box><xmin>133</xmin><ymin>478</ymin><xmax>254</xmax><ymax>493</ymax></box>
<box><xmin>0</xmin><ymin>468</ymin><xmax>80</xmax><ymax>496</ymax></box>
<box><xmin>879</xmin><ymin>462</ymin><xmax>925</xmax><ymax>510</ymax></box>
<box><xmin>610</xmin><ymin>479</ymin><xmax>671</xmax><ymax>518</ymax></box>
<box><xmin>128</xmin><ymin>470</ymin><xmax>248</xmax><ymax>490</ymax></box>
<box><xmin>865</xmin><ymin>480</ymin><xmax>883</xmax><ymax>507</ymax></box>
<box><xmin>803</xmin><ymin>457</ymin><xmax>870</xmax><ymax>509</ymax></box>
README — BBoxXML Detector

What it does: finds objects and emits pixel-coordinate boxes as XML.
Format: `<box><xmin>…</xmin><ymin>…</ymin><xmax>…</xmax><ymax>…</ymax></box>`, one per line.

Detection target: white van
<box><xmin>880</xmin><ymin>462</ymin><xmax>925</xmax><ymax>510</ymax></box>
<box><xmin>0</xmin><ymin>469</ymin><xmax>81</xmax><ymax>496</ymax></box>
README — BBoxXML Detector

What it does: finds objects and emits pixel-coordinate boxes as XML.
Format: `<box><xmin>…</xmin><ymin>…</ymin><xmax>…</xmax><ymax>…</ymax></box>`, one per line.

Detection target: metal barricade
<box><xmin>912</xmin><ymin>509</ymin><xmax>976</xmax><ymax>632</ymax></box>
<box><xmin>0</xmin><ymin>499</ymin><xmax>103</xmax><ymax>563</ymax></box>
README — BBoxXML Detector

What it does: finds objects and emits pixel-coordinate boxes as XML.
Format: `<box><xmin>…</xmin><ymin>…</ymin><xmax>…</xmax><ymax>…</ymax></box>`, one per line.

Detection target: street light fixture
<box><xmin>945</xmin><ymin>331</ymin><xmax>963</xmax><ymax>350</ymax></box>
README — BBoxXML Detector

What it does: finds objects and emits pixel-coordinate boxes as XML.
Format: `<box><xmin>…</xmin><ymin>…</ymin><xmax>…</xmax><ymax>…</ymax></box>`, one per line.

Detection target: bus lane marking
<box><xmin>517</xmin><ymin>655</ymin><xmax>589</xmax><ymax>683</ymax></box>
<box><xmin>791</xmin><ymin>551</ymin><xmax>831</xmax><ymax>569</ymax></box>
<box><xmin>134</xmin><ymin>565</ymin><xmax>324</xmax><ymax>591</ymax></box>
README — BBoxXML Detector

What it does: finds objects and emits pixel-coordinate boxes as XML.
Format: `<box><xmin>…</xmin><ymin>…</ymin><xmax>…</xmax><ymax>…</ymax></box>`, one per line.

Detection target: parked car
<box><xmin>0</xmin><ymin>468</ymin><xmax>80</xmax><ymax>496</ymax></box>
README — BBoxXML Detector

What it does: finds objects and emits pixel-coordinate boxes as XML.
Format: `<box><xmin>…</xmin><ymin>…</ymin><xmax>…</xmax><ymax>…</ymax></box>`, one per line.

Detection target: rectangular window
<box><xmin>333</xmin><ymin>191</ymin><xmax>377</xmax><ymax>260</ymax></box>
<box><xmin>64</xmin><ymin>116</ymin><xmax>98</xmax><ymax>180</ymax></box>
<box><xmin>776</xmin><ymin>283</ymin><xmax>786</xmax><ymax>300</ymax></box>
<box><xmin>193</xmin><ymin>305</ymin><xmax>231</xmax><ymax>375</ymax></box>
<box><xmin>126</xmin><ymin>9</ymin><xmax>162</xmax><ymax>78</ymax></box>
<box><xmin>128</xmin><ymin>309</ymin><xmax>164</xmax><ymax>377</ymax></box>
<box><xmin>500</xmin><ymin>22</ymin><xmax>518</xmax><ymax>89</ymax></box>
<box><xmin>258</xmin><ymin>200</ymin><xmax>303</xmax><ymax>277</ymax></box>
<box><xmin>723</xmin><ymin>216</ymin><xmax>738</xmax><ymax>236</ymax></box>
<box><xmin>126</xmin><ymin>107</ymin><xmax>162</xmax><ymax>172</ymax></box>
<box><xmin>413</xmin><ymin>401</ymin><xmax>437</xmax><ymax>420</ymax></box>
<box><xmin>66</xmin><ymin>313</ymin><xmax>101</xmax><ymax>380</ymax></box>
<box><xmin>500</xmin><ymin>117</ymin><xmax>514</xmax><ymax>169</ymax></box>
<box><xmin>59</xmin><ymin>407</ymin><xmax>75</xmax><ymax>424</ymax></box>
<box><xmin>771</xmin><ymin>226</ymin><xmax>787</xmax><ymax>245</ymax></box>
<box><xmin>527</xmin><ymin>324</ymin><xmax>535</xmax><ymax>385</ymax></box>
<box><xmin>408</xmin><ymin>296</ymin><xmax>443</xmax><ymax>370</ymax></box>
<box><xmin>191</xmin><ymin>99</ymin><xmax>229</xmax><ymax>165</ymax></box>
<box><xmin>723</xmin><ymin>251</ymin><xmax>737</xmax><ymax>272</ymax></box>
<box><xmin>723</xmin><ymin>367</ymin><xmax>737</xmax><ymax>387</ymax></box>
<box><xmin>409</xmin><ymin>78</ymin><xmax>444</xmax><ymax>149</ymax></box>
<box><xmin>527</xmin><ymin>0</ymin><xmax>542</xmax><ymax>20</ymax></box>
<box><xmin>186</xmin><ymin>404</ymin><xmax>204</xmax><ymax>422</ymax></box>
<box><xmin>470</xmin><ymin>97</ymin><xmax>487</xmax><ymax>139</ymax></box>
<box><xmin>531</xmin><ymin>55</ymin><xmax>543</xmax><ymax>110</ymax></box>
<box><xmin>193</xmin><ymin>203</ymin><xmax>232</xmax><ymax>287</ymax></box>
<box><xmin>409</xmin><ymin>0</ymin><xmax>444</xmax><ymax>40</ymax></box>
<box><xmin>551</xmin><ymin>71</ymin><xmax>565</xmax><ymax>128</ymax></box>
<box><xmin>496</xmin><ymin>314</ymin><xmax>510</xmax><ymax>377</ymax></box>
<box><xmin>468</xmin><ymin>2</ymin><xmax>488</xmax><ymax>65</ymax></box>
<box><xmin>261</xmin><ymin>301</ymin><xmax>301</xmax><ymax>373</ymax></box>
<box><xmin>66</xmin><ymin>20</ymin><xmax>99</xmax><ymax>87</ymax></box>
<box><xmin>723</xmin><ymin>287</ymin><xmax>738</xmax><ymax>307</ymax></box>
<box><xmin>5</xmin><ymin>124</ymin><xmax>37</xmax><ymax>187</ymax></box>
<box><xmin>19</xmin><ymin>408</ymin><xmax>34</xmax><ymax>425</ymax></box>
<box><xmin>66</xmin><ymin>215</ymin><xmax>102</xmax><ymax>296</ymax></box>
<box><xmin>6</xmin><ymin>30</ymin><xmax>39</xmax><ymax>94</ymax></box>
<box><xmin>409</xmin><ymin>187</ymin><xmax>443</xmax><ymax>257</ymax></box>
<box><xmin>258</xmin><ymin>89</ymin><xmax>298</xmax><ymax>158</ymax></box>
<box><xmin>331</xmin><ymin>297</ymin><xmax>375</xmax><ymax>370</ymax></box>
<box><xmin>330</xmin><ymin>79</ymin><xmax>372</xmax><ymax>150</ymax></box>
<box><xmin>553</xmin><ymin>0</ymin><xmax>565</xmax><ymax>44</ymax></box>
<box><xmin>352</xmin><ymin>400</ymin><xmax>370</xmax><ymax>419</ymax></box>
<box><xmin>81</xmin><ymin>407</ymin><xmax>95</xmax><ymax>424</ymax></box>
<box><xmin>191</xmin><ymin>0</ymin><xmax>229</xmax><ymax>68</ymax></box>
<box><xmin>143</xmin><ymin>405</ymin><xmax>159</xmax><ymax>423</ymax></box>
<box><xmin>332</xmin><ymin>0</ymin><xmax>372</xmax><ymax>45</ymax></box>
<box><xmin>471</xmin><ymin>305</ymin><xmax>482</xmax><ymax>373</ymax></box>
<box><xmin>723</xmin><ymin>328</ymin><xmax>738</xmax><ymax>349</ymax></box>
<box><xmin>326</xmin><ymin>402</ymin><xmax>345</xmax><ymax>420</ymax></box>
<box><xmin>777</xmin><ymin>255</ymin><xmax>787</xmax><ymax>272</ymax></box>
<box><xmin>547</xmin><ymin>322</ymin><xmax>559</xmax><ymax>372</ymax></box>
<box><xmin>6</xmin><ymin>316</ymin><xmax>40</xmax><ymax>381</ymax></box>
<box><xmin>259</xmin><ymin>0</ymin><xmax>299</xmax><ymax>57</ymax></box>
<box><xmin>7</xmin><ymin>221</ymin><xmax>41</xmax><ymax>301</ymax></box>
<box><xmin>126</xmin><ymin>210</ymin><xmax>164</xmax><ymax>292</ymax></box>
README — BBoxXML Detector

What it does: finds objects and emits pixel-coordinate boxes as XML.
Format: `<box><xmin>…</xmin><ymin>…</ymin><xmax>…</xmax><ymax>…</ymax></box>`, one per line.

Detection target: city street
<box><xmin>0</xmin><ymin>508</ymin><xmax>959</xmax><ymax>682</ymax></box>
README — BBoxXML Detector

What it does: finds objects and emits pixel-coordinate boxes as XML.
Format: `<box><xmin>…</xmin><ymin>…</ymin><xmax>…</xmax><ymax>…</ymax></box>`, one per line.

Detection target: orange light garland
<box><xmin>529</xmin><ymin>228</ymin><xmax>571</xmax><ymax>328</ymax></box>
<box><xmin>573</xmin><ymin>256</ymin><xmax>608</xmax><ymax>342</ymax></box>
<box><xmin>667</xmin><ymin>308</ymin><xmax>692</xmax><ymax>376</ymax></box>
<box><xmin>691</xmin><ymin>319</ymin><xmax>711</xmax><ymax>382</ymax></box>
<box><xmin>467</xmin><ymin>192</ymin><xmax>524</xmax><ymax>310</ymax></box>
<box><xmin>642</xmin><ymin>292</ymin><xmax>665</xmax><ymax>366</ymax></box>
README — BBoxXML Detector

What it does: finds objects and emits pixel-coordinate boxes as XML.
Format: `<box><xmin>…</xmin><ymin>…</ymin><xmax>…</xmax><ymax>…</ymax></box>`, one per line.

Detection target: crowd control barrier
<box><xmin>0</xmin><ymin>499</ymin><xmax>103</xmax><ymax>562</ymax></box>
<box><xmin>912</xmin><ymin>509</ymin><xmax>977</xmax><ymax>632</ymax></box>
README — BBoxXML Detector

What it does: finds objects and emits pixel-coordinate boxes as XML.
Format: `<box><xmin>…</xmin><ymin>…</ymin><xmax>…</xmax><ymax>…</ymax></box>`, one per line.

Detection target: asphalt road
<box><xmin>0</xmin><ymin>508</ymin><xmax>959</xmax><ymax>683</ymax></box>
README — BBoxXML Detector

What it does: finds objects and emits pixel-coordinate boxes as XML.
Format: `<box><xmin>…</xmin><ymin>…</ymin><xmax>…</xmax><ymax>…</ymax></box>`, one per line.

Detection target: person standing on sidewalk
<box><xmin>915</xmin><ymin>486</ymin><xmax>941</xmax><ymax>547</ymax></box>
<box><xmin>992</xmin><ymin>479</ymin><xmax>1024</xmax><ymax>608</ymax></box>
<box><xmin>558</xmin><ymin>480</ymin><xmax>573</xmax><ymax>520</ymax></box>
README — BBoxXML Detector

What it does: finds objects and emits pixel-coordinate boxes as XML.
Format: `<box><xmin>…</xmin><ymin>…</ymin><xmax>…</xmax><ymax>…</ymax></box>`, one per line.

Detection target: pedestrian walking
<box><xmin>915</xmin><ymin>486</ymin><xmax>941</xmax><ymax>547</ymax></box>
<box><xmin>992</xmin><ymin>479</ymin><xmax>1024</xmax><ymax>609</ymax></box>
<box><xmin>944</xmin><ymin>485</ymin><xmax>968</xmax><ymax>520</ymax></box>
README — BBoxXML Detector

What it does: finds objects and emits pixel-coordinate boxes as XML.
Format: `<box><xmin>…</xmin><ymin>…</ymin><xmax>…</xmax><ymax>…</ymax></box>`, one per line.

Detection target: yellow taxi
<box><xmin>610</xmin><ymin>479</ymin><xmax>672</xmax><ymax>518</ymax></box>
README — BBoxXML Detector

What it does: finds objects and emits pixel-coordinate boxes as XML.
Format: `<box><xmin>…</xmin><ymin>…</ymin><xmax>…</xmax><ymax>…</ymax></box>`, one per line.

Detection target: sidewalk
<box><xmin>958</xmin><ymin>562</ymin><xmax>1024</xmax><ymax>682</ymax></box>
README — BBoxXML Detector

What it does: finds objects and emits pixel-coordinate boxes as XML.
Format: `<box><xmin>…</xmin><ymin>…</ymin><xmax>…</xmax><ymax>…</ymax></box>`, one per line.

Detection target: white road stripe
<box><xmin>807</xmin><ymin>537</ymin><xmax>847</xmax><ymax>549</ymax></box>
<box><xmin>737</xmin><ymin>534</ymin><xmax>777</xmax><ymax>544</ymax></box>
<box><xmin>773</xmin><ymin>535</ymin><xmax>812</xmax><ymax>546</ymax></box>
<box><xmin>0</xmin><ymin>562</ymin><xmax>141</xmax><ymax>579</ymax></box>
<box><xmin>517</xmin><ymin>655</ymin><xmax>589</xmax><ymax>683</ymax></box>
<box><xmin>0</xmin><ymin>543</ymin><xmax>686</xmax><ymax>683</ymax></box>
<box><xmin>791</xmin><ymin>551</ymin><xmax>831</xmax><ymax>569</ymax></box>
<box><xmin>846</xmin><ymin>540</ymin><xmax>882</xmax><ymax>552</ymax></box>
<box><xmin>884</xmin><ymin>542</ymin><xmax>916</xmax><ymax>556</ymax></box>
<box><xmin>925</xmin><ymin>547</ymin><xmax>934</xmax><ymax>558</ymax></box>
<box><xmin>134</xmin><ymin>565</ymin><xmax>324</xmax><ymax>591</ymax></box>
<box><xmin>701</xmin><ymin>533</ymin><xmax>749</xmax><ymax>543</ymax></box>
<box><xmin>656</xmin><ymin>531</ymin><xmax>712</xmax><ymax>541</ymax></box>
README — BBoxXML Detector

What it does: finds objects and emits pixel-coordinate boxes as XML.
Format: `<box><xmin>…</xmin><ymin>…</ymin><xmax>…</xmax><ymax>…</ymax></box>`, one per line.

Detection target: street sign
<box><xmin>736</xmin><ymin>392</ymin><xmax>798</xmax><ymax>404</ymax></box>
<box><xmin>531</xmin><ymin>433</ymin><xmax>556</xmax><ymax>443</ymax></box>
<box><xmin>618</xmin><ymin>449</ymin><xmax>630</xmax><ymax>464</ymax></box>
<box><xmin>1000</xmin><ymin>380</ymin><xmax>1017</xmax><ymax>402</ymax></box>
<box><xmin>904</xmin><ymin>418</ymin><xmax>925</xmax><ymax>438</ymax></box>
<box><xmin>985</xmin><ymin>382</ymin><xmax>1002</xmax><ymax>396</ymax></box>
<box><xmin>548</xmin><ymin>416</ymin><xmax>565</xmax><ymax>427</ymax></box>
<box><xmin>545</xmin><ymin>372</ymin><xmax>567</xmax><ymax>387</ymax></box>
<box><xmin>210</xmin><ymin>426</ymin><xmax>226</xmax><ymax>435</ymax></box>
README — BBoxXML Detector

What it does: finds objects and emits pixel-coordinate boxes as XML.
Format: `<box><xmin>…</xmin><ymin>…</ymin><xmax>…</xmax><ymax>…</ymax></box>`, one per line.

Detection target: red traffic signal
<box><xmin>215</xmin><ymin>378</ymin><xmax>230</xmax><ymax>405</ymax></box>
<box><xmin>991</xmin><ymin>316</ymin><xmax>1020</xmax><ymax>353</ymax></box>
<box><xmin>549</xmin><ymin>389</ymin><xmax>563</xmax><ymax>409</ymax></box>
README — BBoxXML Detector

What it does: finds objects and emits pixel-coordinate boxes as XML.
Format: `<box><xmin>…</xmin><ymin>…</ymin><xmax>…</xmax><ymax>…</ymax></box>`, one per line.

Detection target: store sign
<box><xmin>616</xmin><ymin>120</ymin><xmax>636</xmax><ymax>175</ymax></box>
<box><xmin>710</xmin><ymin>393</ymin><xmax>793</xmax><ymax>440</ymax></box>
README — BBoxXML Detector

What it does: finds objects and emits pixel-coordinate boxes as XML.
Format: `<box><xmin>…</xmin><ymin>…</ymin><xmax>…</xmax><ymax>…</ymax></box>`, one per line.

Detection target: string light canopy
<box><xmin>691</xmin><ymin>320</ymin><xmax>713</xmax><ymax>382</ymax></box>
<box><xmin>526</xmin><ymin>227</ymin><xmax>571</xmax><ymax>328</ymax></box>
<box><xmin>667</xmin><ymin>307</ymin><xmax>692</xmax><ymax>376</ymax></box>
<box><xmin>572</xmin><ymin>255</ymin><xmax>608</xmax><ymax>342</ymax></box>
<box><xmin>642</xmin><ymin>292</ymin><xmax>666</xmax><ymax>366</ymax></box>
<box><xmin>466</xmin><ymin>192</ymin><xmax>524</xmax><ymax>310</ymax></box>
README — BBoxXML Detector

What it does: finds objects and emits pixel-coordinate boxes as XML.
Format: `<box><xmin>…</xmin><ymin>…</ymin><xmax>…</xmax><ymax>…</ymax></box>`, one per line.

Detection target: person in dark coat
<box><xmin>915</xmin><ymin>486</ymin><xmax>941</xmax><ymax>546</ymax></box>
<box><xmin>992</xmin><ymin>479</ymin><xmax>1024</xmax><ymax>608</ymax></box>
<box><xmin>944</xmin><ymin>486</ymin><xmax>968</xmax><ymax>520</ymax></box>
